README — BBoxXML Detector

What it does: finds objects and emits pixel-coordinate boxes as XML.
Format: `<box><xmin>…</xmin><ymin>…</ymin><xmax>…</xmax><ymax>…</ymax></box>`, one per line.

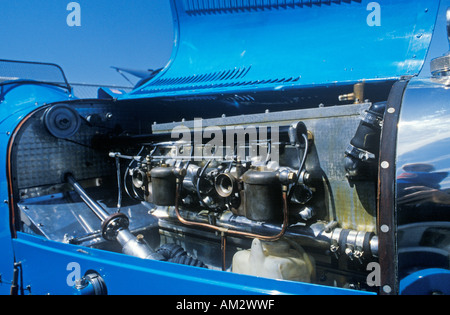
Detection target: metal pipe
<box><xmin>115</xmin><ymin>156</ymin><xmax>123</xmax><ymax>212</ymax></box>
<box><xmin>102</xmin><ymin>125</ymin><xmax>293</xmax><ymax>147</ymax></box>
<box><xmin>116</xmin><ymin>229</ymin><xmax>164</xmax><ymax>261</ymax></box>
<box><xmin>66</xmin><ymin>174</ymin><xmax>110</xmax><ymax>222</ymax></box>
<box><xmin>158</xmin><ymin>205</ymin><xmax>379</xmax><ymax>258</ymax></box>
<box><xmin>108</xmin><ymin>152</ymin><xmax>142</xmax><ymax>161</ymax></box>
<box><xmin>174</xmin><ymin>179</ymin><xmax>290</xmax><ymax>242</ymax></box>
<box><xmin>221</xmin><ymin>232</ymin><xmax>227</xmax><ymax>272</ymax></box>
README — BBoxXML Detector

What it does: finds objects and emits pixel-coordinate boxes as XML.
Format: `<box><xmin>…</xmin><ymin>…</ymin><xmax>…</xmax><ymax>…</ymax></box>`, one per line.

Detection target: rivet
<box><xmin>381</xmin><ymin>225</ymin><xmax>390</xmax><ymax>233</ymax></box>
<box><xmin>387</xmin><ymin>108</ymin><xmax>395</xmax><ymax>114</ymax></box>
<box><xmin>383</xmin><ymin>285</ymin><xmax>392</xmax><ymax>294</ymax></box>
<box><xmin>381</xmin><ymin>161</ymin><xmax>390</xmax><ymax>169</ymax></box>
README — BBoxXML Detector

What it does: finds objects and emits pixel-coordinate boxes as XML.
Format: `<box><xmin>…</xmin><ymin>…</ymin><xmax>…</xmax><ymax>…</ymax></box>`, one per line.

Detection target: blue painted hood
<box><xmin>123</xmin><ymin>0</ymin><xmax>439</xmax><ymax>100</ymax></box>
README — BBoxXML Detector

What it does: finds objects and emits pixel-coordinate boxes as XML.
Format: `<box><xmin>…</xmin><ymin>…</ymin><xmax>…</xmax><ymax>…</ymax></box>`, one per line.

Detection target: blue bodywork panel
<box><xmin>124</xmin><ymin>0</ymin><xmax>439</xmax><ymax>99</ymax></box>
<box><xmin>400</xmin><ymin>268</ymin><xmax>450</xmax><ymax>295</ymax></box>
<box><xmin>0</xmin><ymin>83</ymin><xmax>73</xmax><ymax>295</ymax></box>
<box><xmin>12</xmin><ymin>233</ymin><xmax>372</xmax><ymax>295</ymax></box>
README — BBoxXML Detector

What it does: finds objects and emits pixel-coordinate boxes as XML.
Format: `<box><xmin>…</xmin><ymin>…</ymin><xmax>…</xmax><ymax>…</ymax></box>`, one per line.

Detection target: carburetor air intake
<box><xmin>242</xmin><ymin>169</ymin><xmax>282</xmax><ymax>221</ymax></box>
<box><xmin>150</xmin><ymin>166</ymin><xmax>177</xmax><ymax>206</ymax></box>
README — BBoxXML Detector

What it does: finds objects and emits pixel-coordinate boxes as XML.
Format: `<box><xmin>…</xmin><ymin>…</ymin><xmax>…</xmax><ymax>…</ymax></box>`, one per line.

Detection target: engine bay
<box><xmin>10</xmin><ymin>94</ymin><xmax>385</xmax><ymax>292</ymax></box>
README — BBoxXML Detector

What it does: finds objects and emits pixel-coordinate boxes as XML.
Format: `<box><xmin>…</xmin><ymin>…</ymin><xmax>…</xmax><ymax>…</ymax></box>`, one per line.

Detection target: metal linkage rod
<box><xmin>66</xmin><ymin>174</ymin><xmax>110</xmax><ymax>222</ymax></box>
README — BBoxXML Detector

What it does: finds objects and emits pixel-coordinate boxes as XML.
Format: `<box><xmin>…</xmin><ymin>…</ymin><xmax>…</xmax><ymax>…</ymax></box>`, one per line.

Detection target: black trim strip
<box><xmin>377</xmin><ymin>79</ymin><xmax>409</xmax><ymax>295</ymax></box>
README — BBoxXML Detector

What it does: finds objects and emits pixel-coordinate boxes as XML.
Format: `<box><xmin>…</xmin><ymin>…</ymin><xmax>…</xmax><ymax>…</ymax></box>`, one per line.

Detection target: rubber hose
<box><xmin>157</xmin><ymin>244</ymin><xmax>207</xmax><ymax>268</ymax></box>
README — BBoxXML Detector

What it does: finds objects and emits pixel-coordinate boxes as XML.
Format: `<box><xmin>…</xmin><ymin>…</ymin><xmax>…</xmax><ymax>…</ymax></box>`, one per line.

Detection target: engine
<box><xmin>5</xmin><ymin>0</ymin><xmax>450</xmax><ymax>296</ymax></box>
<box><xmin>118</xmin><ymin>110</ymin><xmax>381</xmax><ymax>285</ymax></box>
<box><xmin>10</xmin><ymin>91</ymin><xmax>384</xmax><ymax>292</ymax></box>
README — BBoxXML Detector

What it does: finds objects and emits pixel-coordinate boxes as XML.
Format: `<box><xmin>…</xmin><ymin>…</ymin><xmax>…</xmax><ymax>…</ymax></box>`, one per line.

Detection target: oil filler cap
<box><xmin>430</xmin><ymin>8</ymin><xmax>450</xmax><ymax>77</ymax></box>
<box><xmin>431</xmin><ymin>53</ymin><xmax>450</xmax><ymax>77</ymax></box>
<box><xmin>43</xmin><ymin>104</ymin><xmax>81</xmax><ymax>139</ymax></box>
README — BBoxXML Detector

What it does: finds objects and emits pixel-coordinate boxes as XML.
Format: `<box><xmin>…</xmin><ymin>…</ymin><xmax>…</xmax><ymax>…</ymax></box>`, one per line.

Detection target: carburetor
<box><xmin>122</xmin><ymin>121</ymin><xmax>311</xmax><ymax>225</ymax></box>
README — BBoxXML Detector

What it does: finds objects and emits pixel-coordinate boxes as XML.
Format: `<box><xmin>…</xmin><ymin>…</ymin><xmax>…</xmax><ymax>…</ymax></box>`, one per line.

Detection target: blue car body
<box><xmin>1</xmin><ymin>0</ymin><xmax>449</xmax><ymax>295</ymax></box>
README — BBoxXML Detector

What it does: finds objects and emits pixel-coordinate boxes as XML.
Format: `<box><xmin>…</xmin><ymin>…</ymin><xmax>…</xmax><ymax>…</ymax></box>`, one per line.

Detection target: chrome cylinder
<box><xmin>117</xmin><ymin>229</ymin><xmax>164</xmax><ymax>261</ymax></box>
<box><xmin>215</xmin><ymin>173</ymin><xmax>236</xmax><ymax>198</ymax></box>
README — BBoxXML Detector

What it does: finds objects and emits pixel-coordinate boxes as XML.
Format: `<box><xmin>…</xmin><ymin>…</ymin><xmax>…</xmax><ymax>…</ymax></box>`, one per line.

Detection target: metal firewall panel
<box><xmin>124</xmin><ymin>0</ymin><xmax>439</xmax><ymax>100</ymax></box>
<box><xmin>13</xmin><ymin>106</ymin><xmax>114</xmax><ymax>191</ymax></box>
<box><xmin>11</xmin><ymin>101</ymin><xmax>155</xmax><ymax>193</ymax></box>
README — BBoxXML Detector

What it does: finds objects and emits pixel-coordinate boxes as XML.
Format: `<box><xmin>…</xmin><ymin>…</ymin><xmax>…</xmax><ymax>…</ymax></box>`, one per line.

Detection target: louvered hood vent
<box><xmin>123</xmin><ymin>0</ymin><xmax>439</xmax><ymax>100</ymax></box>
<box><xmin>184</xmin><ymin>0</ymin><xmax>362</xmax><ymax>16</ymax></box>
